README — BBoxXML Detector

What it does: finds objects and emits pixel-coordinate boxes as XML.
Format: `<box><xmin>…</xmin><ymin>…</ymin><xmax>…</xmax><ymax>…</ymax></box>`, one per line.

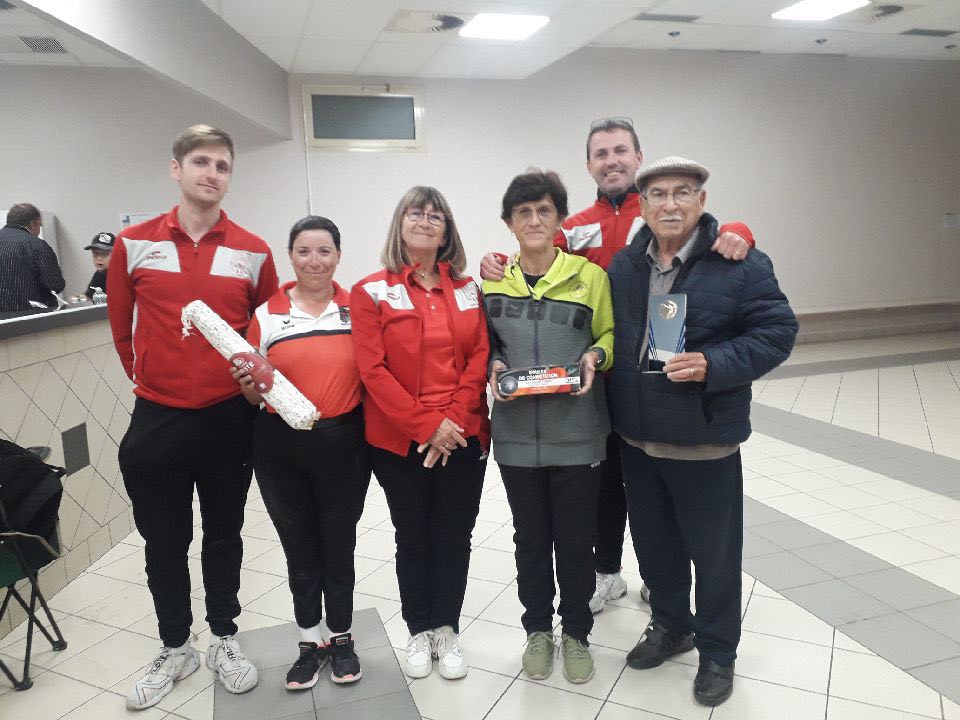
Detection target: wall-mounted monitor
<box><xmin>302</xmin><ymin>84</ymin><xmax>424</xmax><ymax>152</ymax></box>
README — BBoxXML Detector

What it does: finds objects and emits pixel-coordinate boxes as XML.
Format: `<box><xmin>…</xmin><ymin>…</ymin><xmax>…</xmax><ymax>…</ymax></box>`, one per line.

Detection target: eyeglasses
<box><xmin>405</xmin><ymin>209</ymin><xmax>446</xmax><ymax>226</ymax></box>
<box><xmin>589</xmin><ymin>116</ymin><xmax>635</xmax><ymax>132</ymax></box>
<box><xmin>511</xmin><ymin>204</ymin><xmax>558</xmax><ymax>224</ymax></box>
<box><xmin>641</xmin><ymin>186</ymin><xmax>702</xmax><ymax>207</ymax></box>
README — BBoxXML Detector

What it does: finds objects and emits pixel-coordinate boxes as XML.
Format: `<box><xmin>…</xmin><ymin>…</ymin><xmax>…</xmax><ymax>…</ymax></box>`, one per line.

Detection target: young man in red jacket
<box><xmin>480</xmin><ymin>117</ymin><xmax>754</xmax><ymax>615</ymax></box>
<box><xmin>108</xmin><ymin>125</ymin><xmax>279</xmax><ymax>710</ymax></box>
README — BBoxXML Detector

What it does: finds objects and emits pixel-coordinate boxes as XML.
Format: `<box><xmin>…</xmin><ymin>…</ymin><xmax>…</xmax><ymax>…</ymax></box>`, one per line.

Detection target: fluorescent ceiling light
<box><xmin>771</xmin><ymin>0</ymin><xmax>870</xmax><ymax>21</ymax></box>
<box><xmin>459</xmin><ymin>13</ymin><xmax>549</xmax><ymax>41</ymax></box>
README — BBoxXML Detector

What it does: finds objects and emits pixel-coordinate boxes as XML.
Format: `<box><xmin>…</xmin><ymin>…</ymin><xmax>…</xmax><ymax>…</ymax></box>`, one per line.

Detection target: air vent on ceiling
<box><xmin>873</xmin><ymin>4</ymin><xmax>904</xmax><ymax>18</ymax></box>
<box><xmin>901</xmin><ymin>28</ymin><xmax>956</xmax><ymax>37</ymax></box>
<box><xmin>388</xmin><ymin>11</ymin><xmax>464</xmax><ymax>34</ymax></box>
<box><xmin>635</xmin><ymin>13</ymin><xmax>699</xmax><ymax>23</ymax></box>
<box><xmin>19</xmin><ymin>35</ymin><xmax>68</xmax><ymax>53</ymax></box>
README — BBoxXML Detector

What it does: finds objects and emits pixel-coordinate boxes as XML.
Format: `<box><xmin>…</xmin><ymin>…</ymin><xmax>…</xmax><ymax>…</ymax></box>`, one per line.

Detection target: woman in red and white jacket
<box><xmin>351</xmin><ymin>186</ymin><xmax>490</xmax><ymax>681</ymax></box>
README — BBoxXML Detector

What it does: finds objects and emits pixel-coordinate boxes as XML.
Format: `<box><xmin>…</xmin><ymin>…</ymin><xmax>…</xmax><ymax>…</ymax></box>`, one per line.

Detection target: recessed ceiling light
<box><xmin>459</xmin><ymin>13</ymin><xmax>549</xmax><ymax>41</ymax></box>
<box><xmin>772</xmin><ymin>0</ymin><xmax>870</xmax><ymax>22</ymax></box>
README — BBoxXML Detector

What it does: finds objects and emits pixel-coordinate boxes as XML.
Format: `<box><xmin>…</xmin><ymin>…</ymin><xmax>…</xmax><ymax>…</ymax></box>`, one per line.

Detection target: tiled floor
<box><xmin>3</xmin><ymin>330</ymin><xmax>960</xmax><ymax>719</ymax></box>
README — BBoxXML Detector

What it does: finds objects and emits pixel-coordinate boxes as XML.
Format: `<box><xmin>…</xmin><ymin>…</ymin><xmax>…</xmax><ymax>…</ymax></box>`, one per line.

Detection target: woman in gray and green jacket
<box><xmin>482</xmin><ymin>170</ymin><xmax>614</xmax><ymax>685</ymax></box>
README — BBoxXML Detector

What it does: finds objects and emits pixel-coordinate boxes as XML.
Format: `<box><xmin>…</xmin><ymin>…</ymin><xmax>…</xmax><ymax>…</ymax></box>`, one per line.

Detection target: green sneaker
<box><xmin>522</xmin><ymin>632</ymin><xmax>556</xmax><ymax>680</ymax></box>
<box><xmin>561</xmin><ymin>634</ymin><xmax>594</xmax><ymax>684</ymax></box>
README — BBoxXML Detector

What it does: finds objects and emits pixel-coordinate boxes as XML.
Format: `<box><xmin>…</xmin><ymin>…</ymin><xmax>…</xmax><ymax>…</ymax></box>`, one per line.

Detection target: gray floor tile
<box><xmin>908</xmin><ymin>656</ymin><xmax>960</xmax><ymax>706</ymax></box>
<box><xmin>780</xmin><ymin>579</ymin><xmax>893</xmax><ymax>625</ymax></box>
<box><xmin>742</xmin><ymin>530</ymin><xmax>781</xmax><ymax>559</ymax></box>
<box><xmin>750</xmin><ymin>519</ymin><xmax>837</xmax><ymax>551</ymax></box>
<box><xmin>742</xmin><ymin>551</ymin><xmax>833</xmax><ymax>591</ymax></box>
<box><xmin>236</xmin><ymin>608</ymin><xmax>389</xmax><ymax>672</ymax></box>
<box><xmin>845</xmin><ymin>568</ymin><xmax>957</xmax><ymax>611</ymax></box>
<box><xmin>214</xmin><ymin>665</ymin><xmax>315</xmax><ymax>720</ymax></box>
<box><xmin>839</xmin><ymin>612</ymin><xmax>960</xmax><ymax>669</ymax></box>
<box><xmin>332</xmin><ymin>691</ymin><xmax>420</xmax><ymax>720</ymax></box>
<box><xmin>313</xmin><ymin>645</ymin><xmax>409</xmax><ymax>709</ymax></box>
<box><xmin>907</xmin><ymin>599</ymin><xmax>960</xmax><ymax>643</ymax></box>
<box><xmin>793</xmin><ymin>542</ymin><xmax>891</xmax><ymax>578</ymax></box>
<box><xmin>742</xmin><ymin>500</ymin><xmax>789</xmax><ymax>528</ymax></box>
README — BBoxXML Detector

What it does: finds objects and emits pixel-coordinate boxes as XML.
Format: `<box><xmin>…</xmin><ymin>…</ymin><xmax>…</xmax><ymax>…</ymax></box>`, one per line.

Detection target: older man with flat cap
<box><xmin>607</xmin><ymin>157</ymin><xmax>797</xmax><ymax>706</ymax></box>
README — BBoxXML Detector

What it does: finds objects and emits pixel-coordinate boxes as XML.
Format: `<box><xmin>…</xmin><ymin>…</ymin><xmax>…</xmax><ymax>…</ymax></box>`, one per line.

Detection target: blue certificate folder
<box><xmin>646</xmin><ymin>293</ymin><xmax>687</xmax><ymax>371</ymax></box>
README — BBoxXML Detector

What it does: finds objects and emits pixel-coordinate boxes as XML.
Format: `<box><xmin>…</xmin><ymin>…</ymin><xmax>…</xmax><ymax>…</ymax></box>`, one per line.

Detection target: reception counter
<box><xmin>0</xmin><ymin>305</ymin><xmax>134</xmax><ymax>640</ymax></box>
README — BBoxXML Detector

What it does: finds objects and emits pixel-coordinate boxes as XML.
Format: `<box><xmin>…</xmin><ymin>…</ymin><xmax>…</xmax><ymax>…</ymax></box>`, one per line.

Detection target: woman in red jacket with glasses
<box><xmin>351</xmin><ymin>186</ymin><xmax>490</xmax><ymax>682</ymax></box>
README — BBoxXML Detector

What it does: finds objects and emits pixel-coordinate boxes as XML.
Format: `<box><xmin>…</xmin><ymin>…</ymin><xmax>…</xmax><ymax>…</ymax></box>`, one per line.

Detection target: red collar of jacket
<box><xmin>162</xmin><ymin>206</ymin><xmax>229</xmax><ymax>242</ymax></box>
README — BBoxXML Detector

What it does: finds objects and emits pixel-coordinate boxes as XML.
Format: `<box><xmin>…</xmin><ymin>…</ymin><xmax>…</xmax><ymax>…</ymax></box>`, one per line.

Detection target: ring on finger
<box><xmin>688</xmin><ymin>367</ymin><xmax>694</xmax><ymax>377</ymax></box>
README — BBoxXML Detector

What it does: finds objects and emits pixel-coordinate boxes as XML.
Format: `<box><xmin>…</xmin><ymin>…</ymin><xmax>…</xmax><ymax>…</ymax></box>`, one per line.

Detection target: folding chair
<box><xmin>0</xmin><ymin>443</ymin><xmax>68</xmax><ymax>691</ymax></box>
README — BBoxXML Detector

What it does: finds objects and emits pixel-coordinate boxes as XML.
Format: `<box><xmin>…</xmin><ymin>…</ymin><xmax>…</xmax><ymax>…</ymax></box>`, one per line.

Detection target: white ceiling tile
<box><xmin>643</xmin><ymin>0</ymin><xmax>737</xmax><ymax>15</ymax></box>
<box><xmin>220</xmin><ymin>0</ymin><xmax>313</xmax><ymax>37</ymax></box>
<box><xmin>199</xmin><ymin>0</ymin><xmax>223</xmax><ymax>13</ymax></box>
<box><xmin>473</xmin><ymin>44</ymin><xmax>577</xmax><ymax>78</ymax></box>
<box><xmin>54</xmin><ymin>35</ymin><xmax>131</xmax><ymax>67</ymax></box>
<box><xmin>592</xmin><ymin>20</ymin><xmax>650</xmax><ymax>46</ymax></box>
<box><xmin>292</xmin><ymin>39</ymin><xmax>371</xmax><ymax>73</ymax></box>
<box><xmin>376</xmin><ymin>29</ymin><xmax>457</xmax><ymax>46</ymax></box>
<box><xmin>524</xmin><ymin>6</ymin><xmax>641</xmax><ymax>47</ymax></box>
<box><xmin>766</xmin><ymin>28</ymin><xmax>901</xmax><ymax>55</ymax></box>
<box><xmin>302</xmin><ymin>0</ymin><xmax>399</xmax><ymax>41</ymax></box>
<box><xmin>415</xmin><ymin>40</ymin><xmax>510</xmax><ymax>77</ymax></box>
<box><xmin>0</xmin><ymin>52</ymin><xmax>80</xmax><ymax>66</ymax></box>
<box><xmin>245</xmin><ymin>34</ymin><xmax>300</xmax><ymax>71</ymax></box>
<box><xmin>0</xmin><ymin>6</ymin><xmax>56</xmax><ymax>32</ymax></box>
<box><xmin>354</xmin><ymin>40</ymin><xmax>440</xmax><ymax>75</ymax></box>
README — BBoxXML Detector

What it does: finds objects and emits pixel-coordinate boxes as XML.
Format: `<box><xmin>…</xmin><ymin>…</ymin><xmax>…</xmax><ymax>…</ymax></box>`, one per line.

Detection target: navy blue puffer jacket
<box><xmin>607</xmin><ymin>213</ymin><xmax>798</xmax><ymax>446</ymax></box>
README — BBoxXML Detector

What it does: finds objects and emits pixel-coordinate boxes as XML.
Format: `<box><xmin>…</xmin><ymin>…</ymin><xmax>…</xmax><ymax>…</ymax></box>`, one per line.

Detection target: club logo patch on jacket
<box><xmin>454</xmin><ymin>281</ymin><xmax>480</xmax><ymax>311</ymax></box>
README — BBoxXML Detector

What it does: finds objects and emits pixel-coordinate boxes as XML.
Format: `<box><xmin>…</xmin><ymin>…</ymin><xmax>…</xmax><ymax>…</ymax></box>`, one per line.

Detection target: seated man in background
<box><xmin>84</xmin><ymin>231</ymin><xmax>115</xmax><ymax>300</ymax></box>
<box><xmin>607</xmin><ymin>157</ymin><xmax>797</xmax><ymax>707</ymax></box>
<box><xmin>0</xmin><ymin>203</ymin><xmax>65</xmax><ymax>315</ymax></box>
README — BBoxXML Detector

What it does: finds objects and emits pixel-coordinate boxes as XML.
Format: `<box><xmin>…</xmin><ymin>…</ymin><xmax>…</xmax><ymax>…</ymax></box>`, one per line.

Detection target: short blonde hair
<box><xmin>172</xmin><ymin>124</ymin><xmax>234</xmax><ymax>163</ymax></box>
<box><xmin>380</xmin><ymin>186</ymin><xmax>466</xmax><ymax>278</ymax></box>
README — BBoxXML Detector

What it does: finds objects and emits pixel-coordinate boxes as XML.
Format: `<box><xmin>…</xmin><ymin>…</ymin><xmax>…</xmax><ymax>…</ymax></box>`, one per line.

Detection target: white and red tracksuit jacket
<box><xmin>108</xmin><ymin>207</ymin><xmax>279</xmax><ymax>409</ymax></box>
<box><xmin>555</xmin><ymin>190</ymin><xmax>754</xmax><ymax>271</ymax></box>
<box><xmin>350</xmin><ymin>263</ymin><xmax>491</xmax><ymax>457</ymax></box>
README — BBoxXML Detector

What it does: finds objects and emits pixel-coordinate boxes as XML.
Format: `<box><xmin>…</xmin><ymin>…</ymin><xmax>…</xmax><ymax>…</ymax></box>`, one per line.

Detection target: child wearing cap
<box><xmin>84</xmin><ymin>232</ymin><xmax>115</xmax><ymax>300</ymax></box>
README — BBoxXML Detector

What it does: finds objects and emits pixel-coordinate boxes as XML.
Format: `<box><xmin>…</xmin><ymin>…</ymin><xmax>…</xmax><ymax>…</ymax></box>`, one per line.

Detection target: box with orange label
<box><xmin>496</xmin><ymin>364</ymin><xmax>581</xmax><ymax>397</ymax></box>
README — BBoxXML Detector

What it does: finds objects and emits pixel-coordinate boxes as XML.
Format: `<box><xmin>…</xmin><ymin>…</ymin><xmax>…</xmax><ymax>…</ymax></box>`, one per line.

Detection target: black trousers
<box><xmin>253</xmin><ymin>408</ymin><xmax>370</xmax><ymax>634</ymax></box>
<box><xmin>371</xmin><ymin>438</ymin><xmax>486</xmax><ymax>635</ymax></box>
<box><xmin>500</xmin><ymin>464</ymin><xmax>600</xmax><ymax>644</ymax></box>
<box><xmin>119</xmin><ymin>395</ymin><xmax>257</xmax><ymax>648</ymax></box>
<box><xmin>594</xmin><ymin>433</ymin><xmax>628</xmax><ymax>574</ymax></box>
<box><xmin>621</xmin><ymin>444</ymin><xmax>743</xmax><ymax>666</ymax></box>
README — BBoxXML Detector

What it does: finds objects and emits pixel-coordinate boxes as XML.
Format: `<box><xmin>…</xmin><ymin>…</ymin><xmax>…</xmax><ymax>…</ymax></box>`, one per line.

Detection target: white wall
<box><xmin>0</xmin><ymin>66</ymin><xmax>286</xmax><ymax>297</ymax></box>
<box><xmin>3</xmin><ymin>47</ymin><xmax>959</xmax><ymax>312</ymax></box>
<box><xmin>287</xmin><ymin>48</ymin><xmax>960</xmax><ymax>311</ymax></box>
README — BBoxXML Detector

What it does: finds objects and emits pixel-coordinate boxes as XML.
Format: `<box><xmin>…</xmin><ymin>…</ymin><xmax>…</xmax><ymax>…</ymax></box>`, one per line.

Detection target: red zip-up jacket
<box><xmin>555</xmin><ymin>190</ymin><xmax>754</xmax><ymax>270</ymax></box>
<box><xmin>351</xmin><ymin>263</ymin><xmax>490</xmax><ymax>456</ymax></box>
<box><xmin>108</xmin><ymin>207</ymin><xmax>279</xmax><ymax>409</ymax></box>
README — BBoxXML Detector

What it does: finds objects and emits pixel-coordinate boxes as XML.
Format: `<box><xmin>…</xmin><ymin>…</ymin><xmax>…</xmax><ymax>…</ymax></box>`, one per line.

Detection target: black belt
<box><xmin>310</xmin><ymin>404</ymin><xmax>363</xmax><ymax>430</ymax></box>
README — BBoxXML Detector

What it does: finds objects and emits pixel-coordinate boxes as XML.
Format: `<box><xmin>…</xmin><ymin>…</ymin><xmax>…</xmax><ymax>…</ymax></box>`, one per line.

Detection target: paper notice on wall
<box><xmin>120</xmin><ymin>211</ymin><xmax>158</xmax><ymax>229</ymax></box>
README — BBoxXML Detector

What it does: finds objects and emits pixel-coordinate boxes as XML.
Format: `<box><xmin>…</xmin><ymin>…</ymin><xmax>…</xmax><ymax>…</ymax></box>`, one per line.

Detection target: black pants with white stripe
<box><xmin>119</xmin><ymin>395</ymin><xmax>257</xmax><ymax>648</ymax></box>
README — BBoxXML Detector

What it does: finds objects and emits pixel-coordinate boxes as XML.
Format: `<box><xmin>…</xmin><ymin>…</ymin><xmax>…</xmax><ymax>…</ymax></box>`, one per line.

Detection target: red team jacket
<box><xmin>350</xmin><ymin>263</ymin><xmax>491</xmax><ymax>456</ymax></box>
<box><xmin>108</xmin><ymin>207</ymin><xmax>279</xmax><ymax>409</ymax></box>
<box><xmin>554</xmin><ymin>191</ymin><xmax>754</xmax><ymax>271</ymax></box>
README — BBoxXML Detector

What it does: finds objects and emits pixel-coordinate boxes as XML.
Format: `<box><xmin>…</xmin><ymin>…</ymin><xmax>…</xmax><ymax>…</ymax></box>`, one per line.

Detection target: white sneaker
<box><xmin>127</xmin><ymin>644</ymin><xmax>200</xmax><ymax>710</ymax></box>
<box><xmin>640</xmin><ymin>581</ymin><xmax>651</xmax><ymax>603</ymax></box>
<box><xmin>403</xmin><ymin>631</ymin><xmax>434</xmax><ymax>679</ymax></box>
<box><xmin>589</xmin><ymin>571</ymin><xmax>628</xmax><ymax>614</ymax></box>
<box><xmin>206</xmin><ymin>635</ymin><xmax>259</xmax><ymax>694</ymax></box>
<box><xmin>433</xmin><ymin>626</ymin><xmax>467</xmax><ymax>680</ymax></box>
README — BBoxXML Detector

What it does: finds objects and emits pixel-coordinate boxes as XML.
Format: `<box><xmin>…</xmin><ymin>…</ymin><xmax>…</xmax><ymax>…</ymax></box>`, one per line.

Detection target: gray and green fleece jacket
<box><xmin>482</xmin><ymin>249</ymin><xmax>614</xmax><ymax>467</ymax></box>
